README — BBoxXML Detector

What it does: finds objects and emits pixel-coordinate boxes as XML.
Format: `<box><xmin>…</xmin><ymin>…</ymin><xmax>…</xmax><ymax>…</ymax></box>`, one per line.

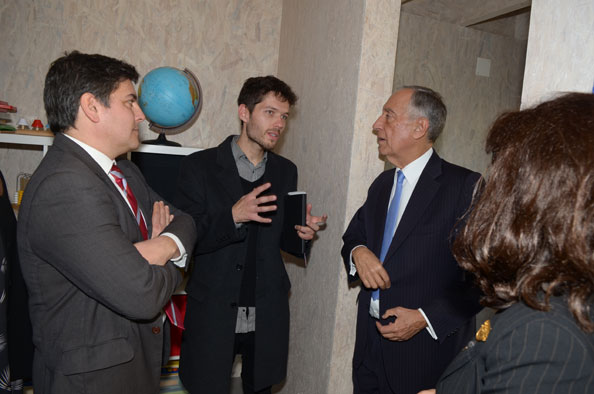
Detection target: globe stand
<box><xmin>142</xmin><ymin>133</ymin><xmax>181</xmax><ymax>147</ymax></box>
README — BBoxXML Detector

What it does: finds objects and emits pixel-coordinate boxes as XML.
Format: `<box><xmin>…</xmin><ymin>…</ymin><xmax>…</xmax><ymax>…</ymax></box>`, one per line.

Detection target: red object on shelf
<box><xmin>0</xmin><ymin>100</ymin><xmax>17</xmax><ymax>113</ymax></box>
<box><xmin>31</xmin><ymin>119</ymin><xmax>44</xmax><ymax>129</ymax></box>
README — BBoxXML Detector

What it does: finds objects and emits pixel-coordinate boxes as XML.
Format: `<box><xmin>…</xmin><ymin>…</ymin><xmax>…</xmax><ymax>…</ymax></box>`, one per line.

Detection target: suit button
<box><xmin>152</xmin><ymin>326</ymin><xmax>161</xmax><ymax>334</ymax></box>
<box><xmin>230</xmin><ymin>302</ymin><xmax>237</xmax><ymax>308</ymax></box>
<box><xmin>236</xmin><ymin>264</ymin><xmax>243</xmax><ymax>270</ymax></box>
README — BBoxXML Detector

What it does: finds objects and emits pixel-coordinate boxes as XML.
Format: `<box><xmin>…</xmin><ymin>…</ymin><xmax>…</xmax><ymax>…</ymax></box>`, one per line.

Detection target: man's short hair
<box><xmin>43</xmin><ymin>51</ymin><xmax>139</xmax><ymax>134</ymax></box>
<box><xmin>237</xmin><ymin>75</ymin><xmax>298</xmax><ymax>114</ymax></box>
<box><xmin>402</xmin><ymin>85</ymin><xmax>447</xmax><ymax>142</ymax></box>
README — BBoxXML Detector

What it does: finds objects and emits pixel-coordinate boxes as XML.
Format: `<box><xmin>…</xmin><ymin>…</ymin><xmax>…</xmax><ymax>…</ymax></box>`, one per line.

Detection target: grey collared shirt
<box><xmin>231</xmin><ymin>135</ymin><xmax>267</xmax><ymax>181</ymax></box>
<box><xmin>231</xmin><ymin>135</ymin><xmax>268</xmax><ymax>333</ymax></box>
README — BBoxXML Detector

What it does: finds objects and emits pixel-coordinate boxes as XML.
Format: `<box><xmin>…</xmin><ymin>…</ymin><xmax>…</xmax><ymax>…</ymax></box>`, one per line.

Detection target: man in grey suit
<box><xmin>17</xmin><ymin>51</ymin><xmax>197</xmax><ymax>394</ymax></box>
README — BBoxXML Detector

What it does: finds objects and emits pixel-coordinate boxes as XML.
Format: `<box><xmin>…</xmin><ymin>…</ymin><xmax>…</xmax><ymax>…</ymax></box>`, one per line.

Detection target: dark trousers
<box><xmin>233</xmin><ymin>332</ymin><xmax>271</xmax><ymax>394</ymax></box>
<box><xmin>353</xmin><ymin>317</ymin><xmax>395</xmax><ymax>394</ymax></box>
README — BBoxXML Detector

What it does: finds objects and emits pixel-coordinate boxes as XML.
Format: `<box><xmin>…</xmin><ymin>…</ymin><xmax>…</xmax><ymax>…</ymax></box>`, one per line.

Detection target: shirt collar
<box><xmin>64</xmin><ymin>133</ymin><xmax>115</xmax><ymax>174</ymax></box>
<box><xmin>231</xmin><ymin>135</ymin><xmax>268</xmax><ymax>166</ymax></box>
<box><xmin>398</xmin><ymin>147</ymin><xmax>433</xmax><ymax>187</ymax></box>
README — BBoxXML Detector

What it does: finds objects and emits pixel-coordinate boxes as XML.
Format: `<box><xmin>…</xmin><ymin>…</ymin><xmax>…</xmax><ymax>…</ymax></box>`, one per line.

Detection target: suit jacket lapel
<box><xmin>54</xmin><ymin>134</ymin><xmax>118</xmax><ymax>192</ymax></box>
<box><xmin>437</xmin><ymin>338</ymin><xmax>480</xmax><ymax>382</ymax></box>
<box><xmin>384</xmin><ymin>152</ymin><xmax>442</xmax><ymax>263</ymax></box>
<box><xmin>215</xmin><ymin>136</ymin><xmax>244</xmax><ymax>203</ymax></box>
<box><xmin>117</xmin><ymin>163</ymin><xmax>151</xmax><ymax>236</ymax></box>
<box><xmin>261</xmin><ymin>152</ymin><xmax>283</xmax><ymax>197</ymax></box>
<box><xmin>372</xmin><ymin>169</ymin><xmax>396</xmax><ymax>257</ymax></box>
<box><xmin>54</xmin><ymin>134</ymin><xmax>144</xmax><ymax>239</ymax></box>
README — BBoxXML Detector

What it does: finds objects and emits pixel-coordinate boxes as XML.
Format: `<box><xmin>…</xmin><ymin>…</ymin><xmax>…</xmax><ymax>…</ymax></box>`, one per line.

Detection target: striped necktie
<box><xmin>109</xmin><ymin>164</ymin><xmax>184</xmax><ymax>330</ymax></box>
<box><xmin>109</xmin><ymin>164</ymin><xmax>149</xmax><ymax>240</ymax></box>
<box><xmin>110</xmin><ymin>164</ymin><xmax>184</xmax><ymax>329</ymax></box>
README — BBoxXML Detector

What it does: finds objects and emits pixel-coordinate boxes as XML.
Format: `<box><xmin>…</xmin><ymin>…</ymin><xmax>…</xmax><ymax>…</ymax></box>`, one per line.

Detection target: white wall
<box><xmin>522</xmin><ymin>0</ymin><xmax>594</xmax><ymax>107</ymax></box>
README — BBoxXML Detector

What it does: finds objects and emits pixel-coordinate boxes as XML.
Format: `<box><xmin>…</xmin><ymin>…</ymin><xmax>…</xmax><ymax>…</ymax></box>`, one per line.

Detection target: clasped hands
<box><xmin>352</xmin><ymin>246</ymin><xmax>427</xmax><ymax>341</ymax></box>
<box><xmin>232</xmin><ymin>182</ymin><xmax>327</xmax><ymax>240</ymax></box>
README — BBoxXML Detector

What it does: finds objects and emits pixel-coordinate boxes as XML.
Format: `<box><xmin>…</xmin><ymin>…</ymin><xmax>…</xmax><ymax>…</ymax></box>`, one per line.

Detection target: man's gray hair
<box><xmin>402</xmin><ymin>85</ymin><xmax>447</xmax><ymax>142</ymax></box>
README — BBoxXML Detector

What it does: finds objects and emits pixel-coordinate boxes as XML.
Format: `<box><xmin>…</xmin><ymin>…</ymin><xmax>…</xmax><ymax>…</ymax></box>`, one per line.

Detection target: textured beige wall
<box><xmin>522</xmin><ymin>0</ymin><xmax>594</xmax><ymax>107</ymax></box>
<box><xmin>0</xmin><ymin>0</ymin><xmax>282</xmax><ymax>197</ymax></box>
<box><xmin>276</xmin><ymin>1</ymin><xmax>400</xmax><ymax>393</ymax></box>
<box><xmin>393</xmin><ymin>12</ymin><xmax>527</xmax><ymax>175</ymax></box>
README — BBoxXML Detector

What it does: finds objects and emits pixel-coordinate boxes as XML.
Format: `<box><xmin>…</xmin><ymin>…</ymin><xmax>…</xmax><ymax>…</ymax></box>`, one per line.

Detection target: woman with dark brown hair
<box><xmin>420</xmin><ymin>92</ymin><xmax>594</xmax><ymax>394</ymax></box>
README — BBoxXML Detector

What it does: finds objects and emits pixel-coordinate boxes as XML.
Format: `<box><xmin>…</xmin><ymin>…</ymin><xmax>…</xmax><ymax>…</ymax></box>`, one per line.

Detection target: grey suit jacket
<box><xmin>436</xmin><ymin>296</ymin><xmax>594</xmax><ymax>393</ymax></box>
<box><xmin>17</xmin><ymin>133</ymin><xmax>196</xmax><ymax>394</ymax></box>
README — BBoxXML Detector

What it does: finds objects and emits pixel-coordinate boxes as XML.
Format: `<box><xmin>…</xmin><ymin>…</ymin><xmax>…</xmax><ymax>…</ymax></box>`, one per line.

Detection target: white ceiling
<box><xmin>401</xmin><ymin>0</ymin><xmax>531</xmax><ymax>38</ymax></box>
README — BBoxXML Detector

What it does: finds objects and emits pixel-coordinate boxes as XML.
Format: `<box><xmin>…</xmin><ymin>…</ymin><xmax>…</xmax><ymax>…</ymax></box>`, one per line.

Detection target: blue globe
<box><xmin>138</xmin><ymin>67</ymin><xmax>201</xmax><ymax>130</ymax></box>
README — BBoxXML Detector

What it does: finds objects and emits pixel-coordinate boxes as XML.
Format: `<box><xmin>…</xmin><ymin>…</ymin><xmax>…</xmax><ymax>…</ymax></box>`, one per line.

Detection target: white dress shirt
<box><xmin>64</xmin><ymin>134</ymin><xmax>187</xmax><ymax>267</ymax></box>
<box><xmin>350</xmin><ymin>147</ymin><xmax>437</xmax><ymax>340</ymax></box>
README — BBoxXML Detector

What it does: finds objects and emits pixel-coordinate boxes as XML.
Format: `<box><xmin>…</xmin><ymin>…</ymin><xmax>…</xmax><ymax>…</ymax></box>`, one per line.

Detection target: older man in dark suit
<box><xmin>342</xmin><ymin>86</ymin><xmax>481</xmax><ymax>394</ymax></box>
<box><xmin>17</xmin><ymin>51</ymin><xmax>196</xmax><ymax>394</ymax></box>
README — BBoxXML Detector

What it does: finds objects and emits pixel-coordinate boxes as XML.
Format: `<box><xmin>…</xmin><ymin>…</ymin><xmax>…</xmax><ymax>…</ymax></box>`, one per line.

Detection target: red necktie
<box><xmin>109</xmin><ymin>164</ymin><xmax>149</xmax><ymax>240</ymax></box>
<box><xmin>110</xmin><ymin>164</ymin><xmax>184</xmax><ymax>329</ymax></box>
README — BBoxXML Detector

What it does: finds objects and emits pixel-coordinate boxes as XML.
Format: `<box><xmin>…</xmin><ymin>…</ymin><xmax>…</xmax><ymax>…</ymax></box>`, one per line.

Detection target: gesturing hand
<box><xmin>376</xmin><ymin>306</ymin><xmax>427</xmax><ymax>341</ymax></box>
<box><xmin>151</xmin><ymin>201</ymin><xmax>174</xmax><ymax>239</ymax></box>
<box><xmin>352</xmin><ymin>246</ymin><xmax>390</xmax><ymax>290</ymax></box>
<box><xmin>232</xmin><ymin>182</ymin><xmax>277</xmax><ymax>224</ymax></box>
<box><xmin>295</xmin><ymin>203</ymin><xmax>328</xmax><ymax>240</ymax></box>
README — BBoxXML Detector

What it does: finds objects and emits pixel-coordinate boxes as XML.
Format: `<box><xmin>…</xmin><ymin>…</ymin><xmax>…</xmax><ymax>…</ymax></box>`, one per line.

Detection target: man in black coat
<box><xmin>342</xmin><ymin>86</ymin><xmax>481</xmax><ymax>394</ymax></box>
<box><xmin>176</xmin><ymin>76</ymin><xmax>326</xmax><ymax>394</ymax></box>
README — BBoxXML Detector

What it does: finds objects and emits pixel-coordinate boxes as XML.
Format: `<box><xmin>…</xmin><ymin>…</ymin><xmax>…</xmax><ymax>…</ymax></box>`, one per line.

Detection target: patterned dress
<box><xmin>0</xmin><ymin>169</ymin><xmax>33</xmax><ymax>393</ymax></box>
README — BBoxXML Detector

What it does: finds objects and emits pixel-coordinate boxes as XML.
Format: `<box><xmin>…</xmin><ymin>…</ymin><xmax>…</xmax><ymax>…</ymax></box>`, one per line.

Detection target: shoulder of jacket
<box><xmin>268</xmin><ymin>151</ymin><xmax>297</xmax><ymax>171</ymax></box>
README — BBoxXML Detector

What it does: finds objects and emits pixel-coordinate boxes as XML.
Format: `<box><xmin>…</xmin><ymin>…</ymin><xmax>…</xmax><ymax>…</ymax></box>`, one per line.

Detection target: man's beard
<box><xmin>246</xmin><ymin>125</ymin><xmax>278</xmax><ymax>151</ymax></box>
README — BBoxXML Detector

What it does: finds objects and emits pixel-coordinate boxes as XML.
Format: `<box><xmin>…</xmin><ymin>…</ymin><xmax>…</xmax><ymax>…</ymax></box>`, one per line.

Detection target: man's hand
<box><xmin>232</xmin><ymin>182</ymin><xmax>277</xmax><ymax>224</ymax></box>
<box><xmin>151</xmin><ymin>201</ymin><xmax>174</xmax><ymax>239</ymax></box>
<box><xmin>418</xmin><ymin>390</ymin><xmax>436</xmax><ymax>394</ymax></box>
<box><xmin>295</xmin><ymin>204</ymin><xmax>327</xmax><ymax>241</ymax></box>
<box><xmin>376</xmin><ymin>306</ymin><xmax>427</xmax><ymax>341</ymax></box>
<box><xmin>352</xmin><ymin>246</ymin><xmax>390</xmax><ymax>290</ymax></box>
<box><xmin>134</xmin><ymin>236</ymin><xmax>179</xmax><ymax>266</ymax></box>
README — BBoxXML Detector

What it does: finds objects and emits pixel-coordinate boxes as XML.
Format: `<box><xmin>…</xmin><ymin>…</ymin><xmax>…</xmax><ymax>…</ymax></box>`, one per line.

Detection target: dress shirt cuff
<box><xmin>369</xmin><ymin>298</ymin><xmax>380</xmax><ymax>319</ymax></box>
<box><xmin>349</xmin><ymin>245</ymin><xmax>367</xmax><ymax>276</ymax></box>
<box><xmin>418</xmin><ymin>308</ymin><xmax>438</xmax><ymax>340</ymax></box>
<box><xmin>161</xmin><ymin>233</ymin><xmax>187</xmax><ymax>268</ymax></box>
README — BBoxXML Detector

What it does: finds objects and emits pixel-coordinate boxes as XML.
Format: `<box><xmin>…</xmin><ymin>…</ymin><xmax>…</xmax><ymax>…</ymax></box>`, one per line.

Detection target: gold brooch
<box><xmin>475</xmin><ymin>319</ymin><xmax>491</xmax><ymax>342</ymax></box>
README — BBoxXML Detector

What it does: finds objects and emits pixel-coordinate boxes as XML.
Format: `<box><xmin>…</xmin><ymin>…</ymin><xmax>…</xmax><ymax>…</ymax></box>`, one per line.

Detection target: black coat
<box><xmin>176</xmin><ymin>136</ymin><xmax>298</xmax><ymax>393</ymax></box>
<box><xmin>342</xmin><ymin>152</ymin><xmax>482</xmax><ymax>394</ymax></box>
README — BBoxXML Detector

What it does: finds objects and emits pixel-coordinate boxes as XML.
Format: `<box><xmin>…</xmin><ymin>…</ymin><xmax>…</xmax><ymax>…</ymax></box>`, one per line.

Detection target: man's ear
<box><xmin>412</xmin><ymin>117</ymin><xmax>429</xmax><ymax>140</ymax></box>
<box><xmin>238</xmin><ymin>104</ymin><xmax>250</xmax><ymax>124</ymax></box>
<box><xmin>79</xmin><ymin>92</ymin><xmax>101</xmax><ymax>123</ymax></box>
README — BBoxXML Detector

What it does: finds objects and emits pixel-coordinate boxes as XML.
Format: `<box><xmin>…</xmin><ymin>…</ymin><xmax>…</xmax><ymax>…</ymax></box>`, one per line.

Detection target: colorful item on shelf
<box><xmin>0</xmin><ymin>100</ymin><xmax>17</xmax><ymax>113</ymax></box>
<box><xmin>16</xmin><ymin>118</ymin><xmax>29</xmax><ymax>129</ymax></box>
<box><xmin>31</xmin><ymin>119</ymin><xmax>44</xmax><ymax>130</ymax></box>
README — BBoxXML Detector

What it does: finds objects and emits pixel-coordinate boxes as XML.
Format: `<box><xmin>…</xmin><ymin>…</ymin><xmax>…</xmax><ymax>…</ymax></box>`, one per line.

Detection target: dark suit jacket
<box><xmin>436</xmin><ymin>296</ymin><xmax>594</xmax><ymax>393</ymax></box>
<box><xmin>17</xmin><ymin>133</ymin><xmax>197</xmax><ymax>394</ymax></box>
<box><xmin>175</xmin><ymin>135</ymin><xmax>298</xmax><ymax>393</ymax></box>
<box><xmin>342</xmin><ymin>151</ymin><xmax>482</xmax><ymax>394</ymax></box>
